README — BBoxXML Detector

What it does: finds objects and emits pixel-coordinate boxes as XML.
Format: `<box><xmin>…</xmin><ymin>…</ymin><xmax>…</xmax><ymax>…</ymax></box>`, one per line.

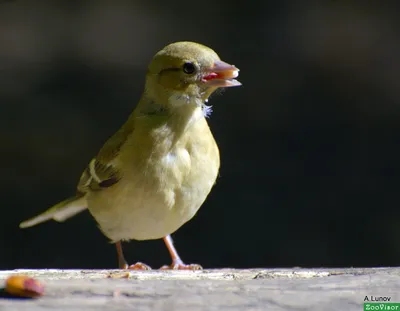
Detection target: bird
<box><xmin>19</xmin><ymin>41</ymin><xmax>241</xmax><ymax>270</ymax></box>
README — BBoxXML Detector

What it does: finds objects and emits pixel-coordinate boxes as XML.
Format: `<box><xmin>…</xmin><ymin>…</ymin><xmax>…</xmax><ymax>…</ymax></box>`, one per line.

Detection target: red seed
<box><xmin>202</xmin><ymin>72</ymin><xmax>220</xmax><ymax>81</ymax></box>
<box><xmin>5</xmin><ymin>275</ymin><xmax>45</xmax><ymax>298</ymax></box>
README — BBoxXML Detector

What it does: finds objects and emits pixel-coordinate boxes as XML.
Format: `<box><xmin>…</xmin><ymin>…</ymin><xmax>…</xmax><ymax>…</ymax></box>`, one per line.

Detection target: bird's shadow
<box><xmin>0</xmin><ymin>288</ymin><xmax>34</xmax><ymax>300</ymax></box>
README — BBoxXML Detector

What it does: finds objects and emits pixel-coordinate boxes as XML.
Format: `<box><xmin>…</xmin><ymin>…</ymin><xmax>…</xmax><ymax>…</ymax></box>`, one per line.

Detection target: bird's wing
<box><xmin>19</xmin><ymin>118</ymin><xmax>136</xmax><ymax>229</ymax></box>
<box><xmin>77</xmin><ymin>118</ymin><xmax>135</xmax><ymax>194</ymax></box>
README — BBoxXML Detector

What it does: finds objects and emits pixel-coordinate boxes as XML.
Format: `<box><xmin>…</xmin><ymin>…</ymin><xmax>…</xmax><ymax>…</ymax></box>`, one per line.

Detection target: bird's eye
<box><xmin>183</xmin><ymin>62</ymin><xmax>196</xmax><ymax>74</ymax></box>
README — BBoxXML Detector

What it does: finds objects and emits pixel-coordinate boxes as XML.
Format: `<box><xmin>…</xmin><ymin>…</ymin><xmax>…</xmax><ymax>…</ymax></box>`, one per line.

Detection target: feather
<box><xmin>19</xmin><ymin>195</ymin><xmax>87</xmax><ymax>228</ymax></box>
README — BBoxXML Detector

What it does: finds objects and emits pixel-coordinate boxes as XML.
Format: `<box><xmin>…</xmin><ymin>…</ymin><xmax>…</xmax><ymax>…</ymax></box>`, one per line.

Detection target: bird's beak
<box><xmin>201</xmin><ymin>60</ymin><xmax>241</xmax><ymax>87</ymax></box>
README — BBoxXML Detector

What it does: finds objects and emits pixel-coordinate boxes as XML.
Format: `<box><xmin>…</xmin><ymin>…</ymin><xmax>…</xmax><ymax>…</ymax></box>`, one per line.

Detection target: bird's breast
<box><xmin>88</xmin><ymin>115</ymin><xmax>220</xmax><ymax>242</ymax></box>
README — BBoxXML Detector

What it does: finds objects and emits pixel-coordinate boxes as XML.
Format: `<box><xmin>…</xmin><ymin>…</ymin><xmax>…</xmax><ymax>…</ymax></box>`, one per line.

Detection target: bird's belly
<box><xmin>87</xmin><ymin>142</ymin><xmax>219</xmax><ymax>242</ymax></box>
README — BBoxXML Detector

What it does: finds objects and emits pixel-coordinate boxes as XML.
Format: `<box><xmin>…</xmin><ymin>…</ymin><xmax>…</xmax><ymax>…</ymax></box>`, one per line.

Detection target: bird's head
<box><xmin>145</xmin><ymin>41</ymin><xmax>241</xmax><ymax>108</ymax></box>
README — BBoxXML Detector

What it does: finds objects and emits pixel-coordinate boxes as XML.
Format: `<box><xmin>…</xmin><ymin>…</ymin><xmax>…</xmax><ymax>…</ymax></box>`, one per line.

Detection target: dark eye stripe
<box><xmin>159</xmin><ymin>67</ymin><xmax>181</xmax><ymax>74</ymax></box>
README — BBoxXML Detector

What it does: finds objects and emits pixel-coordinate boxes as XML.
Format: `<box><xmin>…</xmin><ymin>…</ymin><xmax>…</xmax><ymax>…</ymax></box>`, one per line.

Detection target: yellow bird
<box><xmin>20</xmin><ymin>41</ymin><xmax>241</xmax><ymax>270</ymax></box>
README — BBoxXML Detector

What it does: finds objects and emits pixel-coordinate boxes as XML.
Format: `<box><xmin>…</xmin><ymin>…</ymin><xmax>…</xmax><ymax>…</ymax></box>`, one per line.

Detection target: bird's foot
<box><xmin>121</xmin><ymin>262</ymin><xmax>152</xmax><ymax>270</ymax></box>
<box><xmin>160</xmin><ymin>259</ymin><xmax>202</xmax><ymax>270</ymax></box>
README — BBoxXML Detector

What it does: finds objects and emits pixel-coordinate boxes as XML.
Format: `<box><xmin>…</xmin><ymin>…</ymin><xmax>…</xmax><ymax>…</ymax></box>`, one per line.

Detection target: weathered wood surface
<box><xmin>0</xmin><ymin>268</ymin><xmax>399</xmax><ymax>310</ymax></box>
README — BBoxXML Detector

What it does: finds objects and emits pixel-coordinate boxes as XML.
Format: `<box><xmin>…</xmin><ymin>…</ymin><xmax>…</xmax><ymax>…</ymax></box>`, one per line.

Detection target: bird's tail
<box><xmin>19</xmin><ymin>195</ymin><xmax>88</xmax><ymax>229</ymax></box>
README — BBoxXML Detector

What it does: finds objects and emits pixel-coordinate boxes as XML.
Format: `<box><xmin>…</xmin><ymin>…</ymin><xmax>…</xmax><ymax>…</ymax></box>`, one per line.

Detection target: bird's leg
<box><xmin>160</xmin><ymin>235</ymin><xmax>202</xmax><ymax>270</ymax></box>
<box><xmin>115</xmin><ymin>241</ymin><xmax>152</xmax><ymax>270</ymax></box>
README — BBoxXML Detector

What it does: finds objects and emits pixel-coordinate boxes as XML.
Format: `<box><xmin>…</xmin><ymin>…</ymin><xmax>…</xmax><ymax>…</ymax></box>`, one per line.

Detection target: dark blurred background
<box><xmin>2</xmin><ymin>0</ymin><xmax>400</xmax><ymax>270</ymax></box>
